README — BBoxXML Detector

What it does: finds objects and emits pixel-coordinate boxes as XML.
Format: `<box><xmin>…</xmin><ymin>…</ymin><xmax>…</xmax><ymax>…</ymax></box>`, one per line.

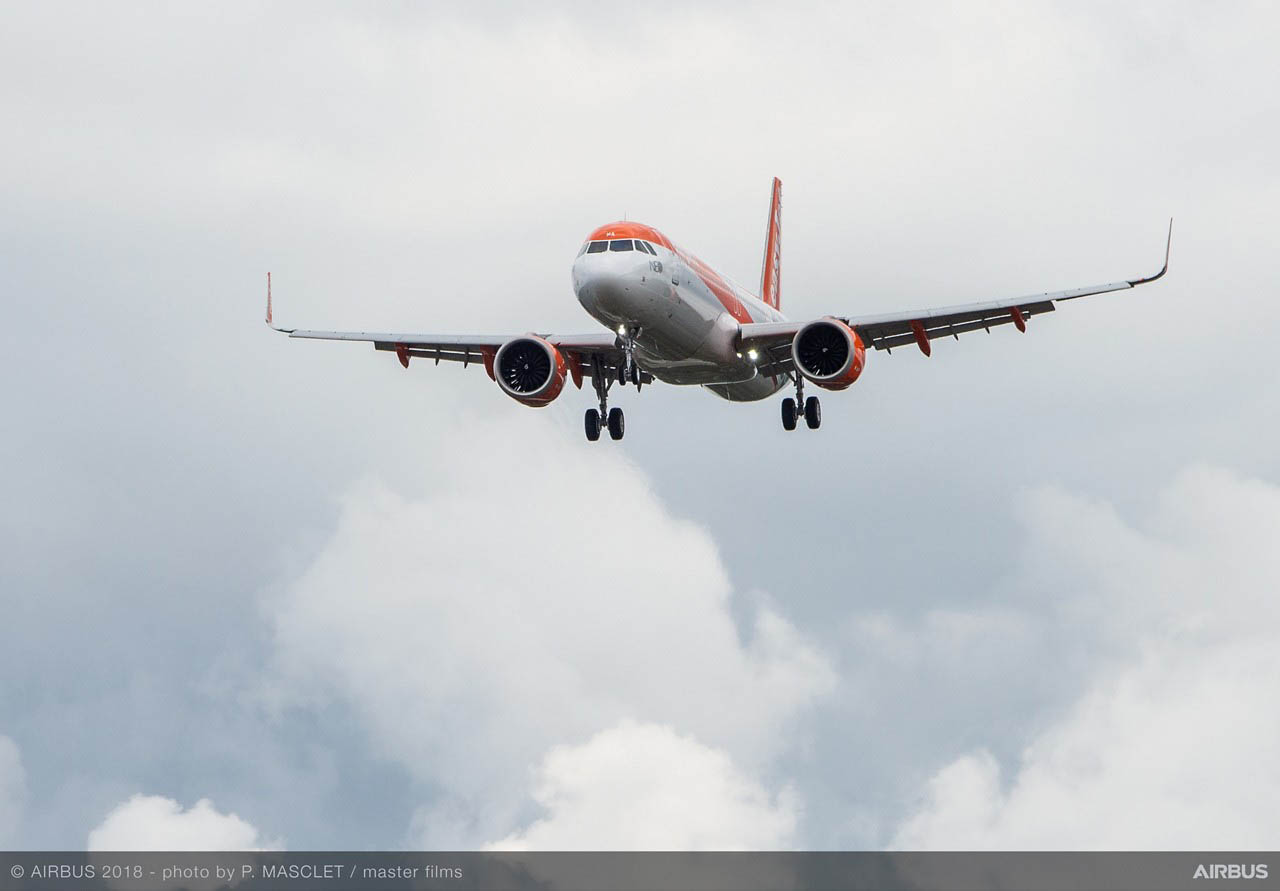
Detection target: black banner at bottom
<box><xmin>0</xmin><ymin>852</ymin><xmax>1274</xmax><ymax>891</ymax></box>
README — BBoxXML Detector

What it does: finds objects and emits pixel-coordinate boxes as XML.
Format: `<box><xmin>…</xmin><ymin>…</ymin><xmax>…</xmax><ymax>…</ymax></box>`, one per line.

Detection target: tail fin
<box><xmin>759</xmin><ymin>177</ymin><xmax>782</xmax><ymax>309</ymax></box>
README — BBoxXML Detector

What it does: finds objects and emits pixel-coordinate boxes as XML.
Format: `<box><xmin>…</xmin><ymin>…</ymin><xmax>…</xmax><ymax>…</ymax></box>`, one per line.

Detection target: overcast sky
<box><xmin>2</xmin><ymin>1</ymin><xmax>1279</xmax><ymax>850</ymax></box>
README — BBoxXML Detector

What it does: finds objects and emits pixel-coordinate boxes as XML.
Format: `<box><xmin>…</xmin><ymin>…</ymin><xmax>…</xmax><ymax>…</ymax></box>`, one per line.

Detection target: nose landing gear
<box><xmin>585</xmin><ymin>354</ymin><xmax>629</xmax><ymax>442</ymax></box>
<box><xmin>781</xmin><ymin>375</ymin><xmax>821</xmax><ymax>431</ymax></box>
<box><xmin>616</xmin><ymin>326</ymin><xmax>643</xmax><ymax>387</ymax></box>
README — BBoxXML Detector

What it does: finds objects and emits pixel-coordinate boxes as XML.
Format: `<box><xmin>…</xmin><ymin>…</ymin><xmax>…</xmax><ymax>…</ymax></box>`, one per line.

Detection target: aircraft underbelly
<box><xmin>575</xmin><ymin>259</ymin><xmax>786</xmax><ymax>395</ymax></box>
<box><xmin>638</xmin><ymin>288</ymin><xmax>782</xmax><ymax>395</ymax></box>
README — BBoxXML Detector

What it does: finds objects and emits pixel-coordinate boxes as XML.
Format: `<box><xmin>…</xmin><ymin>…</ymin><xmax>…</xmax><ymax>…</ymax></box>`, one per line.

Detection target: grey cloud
<box><xmin>263</xmin><ymin>414</ymin><xmax>833</xmax><ymax>845</ymax></box>
<box><xmin>892</xmin><ymin>467</ymin><xmax>1280</xmax><ymax>848</ymax></box>
<box><xmin>0</xmin><ymin>738</ymin><xmax>24</xmax><ymax>846</ymax></box>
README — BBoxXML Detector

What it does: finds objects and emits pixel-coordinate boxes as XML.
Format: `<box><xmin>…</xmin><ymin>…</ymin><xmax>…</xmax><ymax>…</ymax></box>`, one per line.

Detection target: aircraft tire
<box><xmin>607</xmin><ymin>407</ymin><xmax>625</xmax><ymax>440</ymax></box>
<box><xmin>804</xmin><ymin>396</ymin><xmax>821</xmax><ymax>429</ymax></box>
<box><xmin>781</xmin><ymin>397</ymin><xmax>797</xmax><ymax>431</ymax></box>
<box><xmin>585</xmin><ymin>408</ymin><xmax>602</xmax><ymax>441</ymax></box>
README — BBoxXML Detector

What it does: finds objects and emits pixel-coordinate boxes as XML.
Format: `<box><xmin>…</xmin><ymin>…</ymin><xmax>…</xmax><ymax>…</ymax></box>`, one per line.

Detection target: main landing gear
<box><xmin>584</xmin><ymin>406</ymin><xmax>625</xmax><ymax>442</ymax></box>
<box><xmin>781</xmin><ymin>375</ymin><xmax>821</xmax><ymax>431</ymax></box>
<box><xmin>584</xmin><ymin>352</ymin><xmax>635</xmax><ymax>442</ymax></box>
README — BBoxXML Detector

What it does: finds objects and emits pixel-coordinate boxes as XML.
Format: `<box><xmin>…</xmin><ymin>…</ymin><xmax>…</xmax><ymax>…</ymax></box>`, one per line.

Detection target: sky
<box><xmin>2</xmin><ymin>0</ymin><xmax>1279</xmax><ymax>850</ymax></box>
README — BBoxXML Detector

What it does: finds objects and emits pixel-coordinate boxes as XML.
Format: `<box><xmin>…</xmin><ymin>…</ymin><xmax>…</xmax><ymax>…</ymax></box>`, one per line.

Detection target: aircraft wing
<box><xmin>265</xmin><ymin>277</ymin><xmax>626</xmax><ymax>380</ymax></box>
<box><xmin>738</xmin><ymin>221</ymin><xmax>1171</xmax><ymax>377</ymax></box>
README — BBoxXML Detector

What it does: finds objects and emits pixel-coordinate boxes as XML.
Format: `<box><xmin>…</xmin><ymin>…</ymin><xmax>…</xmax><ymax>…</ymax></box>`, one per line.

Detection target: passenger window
<box><xmin>609</xmin><ymin>239</ymin><xmax>634</xmax><ymax>252</ymax></box>
<box><xmin>587</xmin><ymin>241</ymin><xmax>608</xmax><ymax>253</ymax></box>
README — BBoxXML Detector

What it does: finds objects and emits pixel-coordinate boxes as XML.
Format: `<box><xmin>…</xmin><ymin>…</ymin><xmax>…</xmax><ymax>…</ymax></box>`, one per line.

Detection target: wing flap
<box><xmin>857</xmin><ymin>299</ymin><xmax>1057</xmax><ymax>351</ymax></box>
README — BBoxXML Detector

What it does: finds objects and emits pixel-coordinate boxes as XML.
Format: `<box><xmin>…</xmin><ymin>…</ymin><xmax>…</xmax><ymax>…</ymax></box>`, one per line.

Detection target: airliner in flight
<box><xmin>268</xmin><ymin>179</ymin><xmax>1170</xmax><ymax>441</ymax></box>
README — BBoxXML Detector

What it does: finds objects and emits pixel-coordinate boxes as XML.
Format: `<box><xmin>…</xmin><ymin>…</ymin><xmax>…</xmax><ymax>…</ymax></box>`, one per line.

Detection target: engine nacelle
<box><xmin>791</xmin><ymin>317</ymin><xmax>866</xmax><ymax>391</ymax></box>
<box><xmin>494</xmin><ymin>336</ymin><xmax>568</xmax><ymax>407</ymax></box>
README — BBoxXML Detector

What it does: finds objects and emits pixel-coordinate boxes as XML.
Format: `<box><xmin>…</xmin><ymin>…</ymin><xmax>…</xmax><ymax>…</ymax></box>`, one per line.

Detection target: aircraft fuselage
<box><xmin>572</xmin><ymin>221</ymin><xmax>787</xmax><ymax>402</ymax></box>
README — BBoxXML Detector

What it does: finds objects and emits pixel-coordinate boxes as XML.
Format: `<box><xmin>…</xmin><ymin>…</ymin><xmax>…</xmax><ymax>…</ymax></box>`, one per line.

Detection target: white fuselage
<box><xmin>571</xmin><ymin>233</ymin><xmax>788</xmax><ymax>402</ymax></box>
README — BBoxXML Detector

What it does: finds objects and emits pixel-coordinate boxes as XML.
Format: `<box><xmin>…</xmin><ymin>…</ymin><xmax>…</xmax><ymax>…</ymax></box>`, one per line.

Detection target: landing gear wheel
<box><xmin>781</xmin><ymin>397</ymin><xmax>797</xmax><ymax>431</ymax></box>
<box><xmin>584</xmin><ymin>408</ymin><xmax>602</xmax><ymax>441</ymax></box>
<box><xmin>607</xmin><ymin>407</ymin><xmax>625</xmax><ymax>440</ymax></box>
<box><xmin>630</xmin><ymin>364</ymin><xmax>641</xmax><ymax>385</ymax></box>
<box><xmin>804</xmin><ymin>396</ymin><xmax>821</xmax><ymax>429</ymax></box>
<box><xmin>617</xmin><ymin>364</ymin><xmax>627</xmax><ymax>385</ymax></box>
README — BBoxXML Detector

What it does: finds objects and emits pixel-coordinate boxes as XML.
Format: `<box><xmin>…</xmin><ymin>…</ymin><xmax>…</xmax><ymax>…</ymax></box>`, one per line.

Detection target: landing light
<box><xmin>747</xmin><ymin>349</ymin><xmax>759</xmax><ymax>362</ymax></box>
<box><xmin>617</xmin><ymin>324</ymin><xmax>627</xmax><ymax>336</ymax></box>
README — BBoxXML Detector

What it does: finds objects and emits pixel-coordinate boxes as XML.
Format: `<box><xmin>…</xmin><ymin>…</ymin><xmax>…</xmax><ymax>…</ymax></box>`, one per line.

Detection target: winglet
<box><xmin>265</xmin><ymin>272</ymin><xmax>295</xmax><ymax>333</ymax></box>
<box><xmin>1128</xmin><ymin>218</ymin><xmax>1172</xmax><ymax>286</ymax></box>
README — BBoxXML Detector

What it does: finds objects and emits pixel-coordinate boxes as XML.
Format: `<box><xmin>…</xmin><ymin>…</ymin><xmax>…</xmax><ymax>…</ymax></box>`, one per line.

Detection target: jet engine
<box><xmin>791</xmin><ymin>318</ymin><xmax>866</xmax><ymax>391</ymax></box>
<box><xmin>494</xmin><ymin>336</ymin><xmax>568</xmax><ymax>407</ymax></box>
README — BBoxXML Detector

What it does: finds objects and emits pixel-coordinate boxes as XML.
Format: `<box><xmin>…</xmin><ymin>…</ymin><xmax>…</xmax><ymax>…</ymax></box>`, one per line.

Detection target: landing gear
<box><xmin>586</xmin><ymin>354</ymin><xmax>629</xmax><ymax>441</ymax></box>
<box><xmin>615</xmin><ymin>362</ymin><xmax>640</xmax><ymax>386</ymax></box>
<box><xmin>617</xmin><ymin>326</ymin><xmax>644</xmax><ymax>388</ymax></box>
<box><xmin>781</xmin><ymin>375</ymin><xmax>821</xmax><ymax>431</ymax></box>
<box><xmin>781</xmin><ymin>398</ymin><xmax>797</xmax><ymax>431</ymax></box>
<box><xmin>804</xmin><ymin>395</ymin><xmax>821</xmax><ymax>429</ymax></box>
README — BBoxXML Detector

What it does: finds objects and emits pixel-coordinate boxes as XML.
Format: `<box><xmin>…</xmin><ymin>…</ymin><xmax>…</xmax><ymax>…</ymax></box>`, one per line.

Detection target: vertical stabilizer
<box><xmin>759</xmin><ymin>177</ymin><xmax>782</xmax><ymax>309</ymax></box>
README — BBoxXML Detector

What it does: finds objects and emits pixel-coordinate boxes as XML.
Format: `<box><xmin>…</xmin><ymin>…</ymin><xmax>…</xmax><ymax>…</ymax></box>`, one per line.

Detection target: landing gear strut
<box><xmin>616</xmin><ymin>326</ymin><xmax>643</xmax><ymax>387</ymax></box>
<box><xmin>586</xmin><ymin>354</ymin><xmax>626</xmax><ymax>441</ymax></box>
<box><xmin>782</xmin><ymin>375</ymin><xmax>820</xmax><ymax>431</ymax></box>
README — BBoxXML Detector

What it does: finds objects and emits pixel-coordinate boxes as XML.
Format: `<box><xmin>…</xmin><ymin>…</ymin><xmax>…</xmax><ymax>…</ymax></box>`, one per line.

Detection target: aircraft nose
<box><xmin>575</xmin><ymin>255</ymin><xmax>645</xmax><ymax>314</ymax></box>
<box><xmin>578</xmin><ymin>269</ymin><xmax>626</xmax><ymax>313</ymax></box>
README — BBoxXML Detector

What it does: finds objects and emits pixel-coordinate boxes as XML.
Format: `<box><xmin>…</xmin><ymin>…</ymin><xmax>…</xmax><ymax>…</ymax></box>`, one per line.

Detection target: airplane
<box><xmin>267</xmin><ymin>178</ymin><xmax>1171</xmax><ymax>441</ymax></box>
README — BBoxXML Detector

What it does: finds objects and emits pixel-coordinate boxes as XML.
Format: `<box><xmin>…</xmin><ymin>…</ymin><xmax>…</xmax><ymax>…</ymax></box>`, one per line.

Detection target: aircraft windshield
<box><xmin>609</xmin><ymin>239</ymin><xmax>634</xmax><ymax>251</ymax></box>
<box><xmin>586</xmin><ymin>241</ymin><xmax>608</xmax><ymax>253</ymax></box>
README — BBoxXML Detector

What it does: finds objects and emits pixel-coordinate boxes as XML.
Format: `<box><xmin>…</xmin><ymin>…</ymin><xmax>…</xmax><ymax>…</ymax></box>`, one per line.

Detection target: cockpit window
<box><xmin>578</xmin><ymin>243</ymin><xmax>589</xmax><ymax>256</ymax></box>
<box><xmin>638</xmin><ymin>241</ymin><xmax>656</xmax><ymax>255</ymax></box>
<box><xmin>609</xmin><ymin>239</ymin><xmax>634</xmax><ymax>252</ymax></box>
<box><xmin>586</xmin><ymin>241</ymin><xmax>608</xmax><ymax>253</ymax></box>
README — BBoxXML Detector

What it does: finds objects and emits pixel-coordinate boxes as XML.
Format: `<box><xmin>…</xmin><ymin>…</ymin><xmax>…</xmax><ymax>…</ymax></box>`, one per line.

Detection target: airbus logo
<box><xmin>1193</xmin><ymin>863</ymin><xmax>1268</xmax><ymax>879</ymax></box>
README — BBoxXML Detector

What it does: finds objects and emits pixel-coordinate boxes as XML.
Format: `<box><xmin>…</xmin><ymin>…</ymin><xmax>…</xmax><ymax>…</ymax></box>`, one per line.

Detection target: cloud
<box><xmin>0</xmin><ymin>736</ymin><xmax>24</xmax><ymax>846</ymax></box>
<box><xmin>488</xmin><ymin>721</ymin><xmax>796</xmax><ymax>850</ymax></box>
<box><xmin>87</xmin><ymin>795</ymin><xmax>281</xmax><ymax>851</ymax></box>
<box><xmin>892</xmin><ymin>466</ymin><xmax>1280</xmax><ymax>849</ymax></box>
<box><xmin>265</xmin><ymin>414</ymin><xmax>833</xmax><ymax>845</ymax></box>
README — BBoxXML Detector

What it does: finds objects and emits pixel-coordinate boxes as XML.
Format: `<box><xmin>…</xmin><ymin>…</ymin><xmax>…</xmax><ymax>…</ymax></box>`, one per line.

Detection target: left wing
<box><xmin>739</xmin><ymin>221</ymin><xmax>1171</xmax><ymax>375</ymax></box>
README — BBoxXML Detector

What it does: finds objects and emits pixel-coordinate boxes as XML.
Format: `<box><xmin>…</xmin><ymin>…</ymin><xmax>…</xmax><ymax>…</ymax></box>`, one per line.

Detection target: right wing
<box><xmin>265</xmin><ymin>275</ymin><xmax>630</xmax><ymax>381</ymax></box>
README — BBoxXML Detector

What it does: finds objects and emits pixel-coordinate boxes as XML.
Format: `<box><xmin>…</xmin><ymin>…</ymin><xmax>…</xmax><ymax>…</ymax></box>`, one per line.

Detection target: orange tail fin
<box><xmin>759</xmin><ymin>177</ymin><xmax>782</xmax><ymax>309</ymax></box>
